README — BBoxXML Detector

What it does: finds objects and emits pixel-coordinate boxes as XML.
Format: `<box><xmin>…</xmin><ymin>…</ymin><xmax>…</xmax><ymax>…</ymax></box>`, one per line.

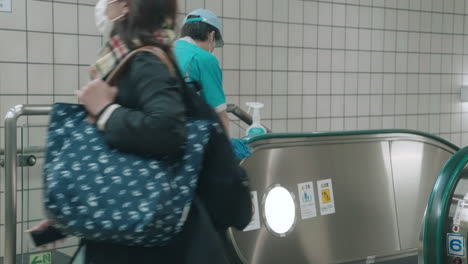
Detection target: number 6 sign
<box><xmin>448</xmin><ymin>234</ymin><xmax>466</xmax><ymax>257</ymax></box>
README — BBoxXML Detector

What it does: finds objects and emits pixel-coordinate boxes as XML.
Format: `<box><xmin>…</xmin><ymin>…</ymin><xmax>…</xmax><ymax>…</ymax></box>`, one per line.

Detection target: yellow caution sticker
<box><xmin>317</xmin><ymin>179</ymin><xmax>336</xmax><ymax>215</ymax></box>
<box><xmin>321</xmin><ymin>189</ymin><xmax>331</xmax><ymax>204</ymax></box>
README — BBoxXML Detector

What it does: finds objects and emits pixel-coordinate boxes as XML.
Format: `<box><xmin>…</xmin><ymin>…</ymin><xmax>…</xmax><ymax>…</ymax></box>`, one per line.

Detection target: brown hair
<box><xmin>113</xmin><ymin>0</ymin><xmax>177</xmax><ymax>53</ymax></box>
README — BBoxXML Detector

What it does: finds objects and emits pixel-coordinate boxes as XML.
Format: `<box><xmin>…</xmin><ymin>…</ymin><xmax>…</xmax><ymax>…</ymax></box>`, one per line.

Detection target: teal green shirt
<box><xmin>174</xmin><ymin>39</ymin><xmax>226</xmax><ymax>112</ymax></box>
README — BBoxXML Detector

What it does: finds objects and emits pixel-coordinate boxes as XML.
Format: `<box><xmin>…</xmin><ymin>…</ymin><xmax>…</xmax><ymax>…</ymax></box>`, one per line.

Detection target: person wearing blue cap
<box><xmin>174</xmin><ymin>9</ymin><xmax>230</xmax><ymax>135</ymax></box>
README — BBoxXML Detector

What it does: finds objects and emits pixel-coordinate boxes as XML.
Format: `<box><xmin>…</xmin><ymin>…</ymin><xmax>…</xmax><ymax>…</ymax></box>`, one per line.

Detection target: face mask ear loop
<box><xmin>107</xmin><ymin>0</ymin><xmax>125</xmax><ymax>23</ymax></box>
<box><xmin>111</xmin><ymin>13</ymin><xmax>125</xmax><ymax>22</ymax></box>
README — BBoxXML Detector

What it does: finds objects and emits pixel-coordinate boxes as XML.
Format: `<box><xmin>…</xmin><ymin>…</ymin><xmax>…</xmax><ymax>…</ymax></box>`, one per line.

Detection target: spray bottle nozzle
<box><xmin>246</xmin><ymin>102</ymin><xmax>264</xmax><ymax>108</ymax></box>
<box><xmin>246</xmin><ymin>102</ymin><xmax>264</xmax><ymax>124</ymax></box>
<box><xmin>246</xmin><ymin>102</ymin><xmax>264</xmax><ymax>114</ymax></box>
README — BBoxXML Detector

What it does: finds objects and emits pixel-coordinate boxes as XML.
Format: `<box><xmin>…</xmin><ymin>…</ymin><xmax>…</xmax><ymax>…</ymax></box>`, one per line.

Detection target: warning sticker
<box><xmin>243</xmin><ymin>191</ymin><xmax>261</xmax><ymax>232</ymax></box>
<box><xmin>0</xmin><ymin>0</ymin><xmax>11</xmax><ymax>12</ymax></box>
<box><xmin>297</xmin><ymin>182</ymin><xmax>317</xmax><ymax>220</ymax></box>
<box><xmin>454</xmin><ymin>200</ymin><xmax>465</xmax><ymax>226</ymax></box>
<box><xmin>29</xmin><ymin>252</ymin><xmax>51</xmax><ymax>264</ymax></box>
<box><xmin>317</xmin><ymin>179</ymin><xmax>336</xmax><ymax>215</ymax></box>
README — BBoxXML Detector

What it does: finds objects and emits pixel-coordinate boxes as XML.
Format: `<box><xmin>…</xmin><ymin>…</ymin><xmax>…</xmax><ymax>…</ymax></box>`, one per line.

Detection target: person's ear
<box><xmin>210</xmin><ymin>31</ymin><xmax>216</xmax><ymax>42</ymax></box>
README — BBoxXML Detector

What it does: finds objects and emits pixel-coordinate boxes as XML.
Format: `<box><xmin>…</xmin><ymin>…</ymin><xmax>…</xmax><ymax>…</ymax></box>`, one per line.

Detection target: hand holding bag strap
<box><xmin>104</xmin><ymin>46</ymin><xmax>176</xmax><ymax>86</ymax></box>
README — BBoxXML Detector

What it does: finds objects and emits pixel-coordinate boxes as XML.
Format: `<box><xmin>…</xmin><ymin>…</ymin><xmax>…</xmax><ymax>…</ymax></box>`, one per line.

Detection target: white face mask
<box><xmin>95</xmin><ymin>0</ymin><xmax>122</xmax><ymax>40</ymax></box>
<box><xmin>95</xmin><ymin>0</ymin><xmax>112</xmax><ymax>39</ymax></box>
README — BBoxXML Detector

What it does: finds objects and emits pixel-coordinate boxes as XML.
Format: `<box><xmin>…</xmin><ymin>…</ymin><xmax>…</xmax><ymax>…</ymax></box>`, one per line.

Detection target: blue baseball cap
<box><xmin>183</xmin><ymin>9</ymin><xmax>224</xmax><ymax>48</ymax></box>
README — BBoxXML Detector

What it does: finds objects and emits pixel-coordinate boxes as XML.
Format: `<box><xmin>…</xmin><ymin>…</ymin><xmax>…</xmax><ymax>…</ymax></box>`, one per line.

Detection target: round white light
<box><xmin>264</xmin><ymin>186</ymin><xmax>296</xmax><ymax>235</ymax></box>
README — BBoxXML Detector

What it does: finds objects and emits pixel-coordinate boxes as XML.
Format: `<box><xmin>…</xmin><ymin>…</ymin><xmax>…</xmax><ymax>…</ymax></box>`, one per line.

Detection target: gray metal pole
<box><xmin>3</xmin><ymin>105</ymin><xmax>52</xmax><ymax>264</ymax></box>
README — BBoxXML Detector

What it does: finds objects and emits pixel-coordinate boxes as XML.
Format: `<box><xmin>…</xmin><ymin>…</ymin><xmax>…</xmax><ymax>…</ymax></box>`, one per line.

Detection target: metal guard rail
<box><xmin>3</xmin><ymin>105</ymin><xmax>52</xmax><ymax>264</ymax></box>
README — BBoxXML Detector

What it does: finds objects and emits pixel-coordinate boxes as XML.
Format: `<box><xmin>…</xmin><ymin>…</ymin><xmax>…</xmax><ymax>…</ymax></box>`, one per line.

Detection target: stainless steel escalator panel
<box><xmin>229</xmin><ymin>132</ymin><xmax>456</xmax><ymax>264</ymax></box>
<box><xmin>391</xmin><ymin>141</ymin><xmax>455</xmax><ymax>250</ymax></box>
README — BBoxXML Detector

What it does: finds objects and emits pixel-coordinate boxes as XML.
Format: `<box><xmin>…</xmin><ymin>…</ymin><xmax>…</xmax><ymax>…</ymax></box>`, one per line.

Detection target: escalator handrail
<box><xmin>245</xmin><ymin>129</ymin><xmax>460</xmax><ymax>151</ymax></box>
<box><xmin>422</xmin><ymin>146</ymin><xmax>468</xmax><ymax>264</ymax></box>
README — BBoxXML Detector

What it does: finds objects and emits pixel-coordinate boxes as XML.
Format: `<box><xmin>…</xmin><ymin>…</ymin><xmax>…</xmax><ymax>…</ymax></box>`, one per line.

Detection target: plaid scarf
<box><xmin>92</xmin><ymin>27</ymin><xmax>176</xmax><ymax>80</ymax></box>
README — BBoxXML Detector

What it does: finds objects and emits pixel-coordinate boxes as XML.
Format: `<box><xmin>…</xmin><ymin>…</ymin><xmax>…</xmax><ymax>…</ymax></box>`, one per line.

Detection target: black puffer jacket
<box><xmin>101</xmin><ymin>52</ymin><xmax>186</xmax><ymax>158</ymax></box>
<box><xmin>78</xmin><ymin>51</ymin><xmax>252</xmax><ymax>263</ymax></box>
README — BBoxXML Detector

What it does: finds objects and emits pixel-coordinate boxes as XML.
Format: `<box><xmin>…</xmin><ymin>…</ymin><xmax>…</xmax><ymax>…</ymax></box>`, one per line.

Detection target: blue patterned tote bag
<box><xmin>43</xmin><ymin>47</ymin><xmax>211</xmax><ymax>246</ymax></box>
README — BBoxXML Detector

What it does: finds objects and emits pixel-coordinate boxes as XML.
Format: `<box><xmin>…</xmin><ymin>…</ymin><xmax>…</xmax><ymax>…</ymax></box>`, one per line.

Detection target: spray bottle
<box><xmin>246</xmin><ymin>102</ymin><xmax>267</xmax><ymax>136</ymax></box>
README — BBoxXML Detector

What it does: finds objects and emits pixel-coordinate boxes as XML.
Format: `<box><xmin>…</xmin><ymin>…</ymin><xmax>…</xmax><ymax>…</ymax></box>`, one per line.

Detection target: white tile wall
<box><xmin>288</xmin><ymin>0</ymin><xmax>303</xmax><ymax>24</ymax></box>
<box><xmin>28</xmin><ymin>64</ymin><xmax>53</xmax><ymax>94</ymax></box>
<box><xmin>318</xmin><ymin>26</ymin><xmax>332</xmax><ymax>49</ymax></box>
<box><xmin>0</xmin><ymin>63</ymin><xmax>27</xmax><ymax>94</ymax></box>
<box><xmin>257</xmin><ymin>22</ymin><xmax>273</xmax><ymax>45</ymax></box>
<box><xmin>222</xmin><ymin>18</ymin><xmax>240</xmax><ymax>44</ymax></box>
<box><xmin>256</xmin><ymin>47</ymin><xmax>272</xmax><ymax>70</ymax></box>
<box><xmin>317</xmin><ymin>95</ymin><xmax>331</xmax><ymax>117</ymax></box>
<box><xmin>257</xmin><ymin>72</ymin><xmax>272</xmax><ymax>95</ymax></box>
<box><xmin>240</xmin><ymin>46</ymin><xmax>256</xmax><ymax>70</ymax></box>
<box><xmin>223</xmin><ymin>45</ymin><xmax>240</xmax><ymax>69</ymax></box>
<box><xmin>317</xmin><ymin>73</ymin><xmax>331</xmax><ymax>94</ymax></box>
<box><xmin>272</xmin><ymin>96</ymin><xmax>287</xmax><ymax>119</ymax></box>
<box><xmin>257</xmin><ymin>0</ymin><xmax>273</xmax><ymax>21</ymax></box>
<box><xmin>288</xmin><ymin>96</ymin><xmax>302</xmax><ymax>118</ymax></box>
<box><xmin>318</xmin><ymin>2</ymin><xmax>332</xmax><ymax>26</ymax></box>
<box><xmin>273</xmin><ymin>71</ymin><xmax>287</xmax><ymax>94</ymax></box>
<box><xmin>304</xmin><ymin>2</ymin><xmax>318</xmax><ymax>24</ymax></box>
<box><xmin>79</xmin><ymin>5</ymin><xmax>100</xmax><ymax>35</ymax></box>
<box><xmin>273</xmin><ymin>47</ymin><xmax>287</xmax><ymax>70</ymax></box>
<box><xmin>240</xmin><ymin>71</ymin><xmax>256</xmax><ymax>95</ymax></box>
<box><xmin>53</xmin><ymin>3</ymin><xmax>78</xmax><ymax>34</ymax></box>
<box><xmin>55</xmin><ymin>65</ymin><xmax>79</xmax><ymax>95</ymax></box>
<box><xmin>241</xmin><ymin>0</ymin><xmax>257</xmax><ymax>20</ymax></box>
<box><xmin>288</xmin><ymin>72</ymin><xmax>302</xmax><ymax>95</ymax></box>
<box><xmin>27</xmin><ymin>0</ymin><xmax>53</xmax><ymax>32</ymax></box>
<box><xmin>240</xmin><ymin>20</ymin><xmax>256</xmax><ymax>45</ymax></box>
<box><xmin>317</xmin><ymin>118</ymin><xmax>331</xmax><ymax>131</ymax></box>
<box><xmin>28</xmin><ymin>32</ymin><xmax>53</xmax><ymax>63</ymax></box>
<box><xmin>289</xmin><ymin>24</ymin><xmax>303</xmax><ymax>48</ymax></box>
<box><xmin>273</xmin><ymin>22</ymin><xmax>288</xmax><ymax>46</ymax></box>
<box><xmin>331</xmin><ymin>73</ymin><xmax>344</xmax><ymax>94</ymax></box>
<box><xmin>303</xmin><ymin>49</ymin><xmax>317</xmax><ymax>71</ymax></box>
<box><xmin>273</xmin><ymin>0</ymin><xmax>288</xmax><ymax>22</ymax></box>
<box><xmin>0</xmin><ymin>30</ymin><xmax>27</xmax><ymax>62</ymax></box>
<box><xmin>303</xmin><ymin>118</ymin><xmax>317</xmax><ymax>132</ymax></box>
<box><xmin>303</xmin><ymin>96</ymin><xmax>317</xmax><ymax>118</ymax></box>
<box><xmin>54</xmin><ymin>34</ymin><xmax>79</xmax><ymax>64</ymax></box>
<box><xmin>224</xmin><ymin>70</ymin><xmax>240</xmax><ymax>95</ymax></box>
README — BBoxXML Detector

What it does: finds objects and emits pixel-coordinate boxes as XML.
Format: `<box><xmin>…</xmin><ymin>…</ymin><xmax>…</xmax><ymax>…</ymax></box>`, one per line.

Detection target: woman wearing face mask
<box><xmin>29</xmin><ymin>0</ymin><xmax>252</xmax><ymax>263</ymax></box>
<box><xmin>174</xmin><ymin>9</ymin><xmax>230</xmax><ymax>135</ymax></box>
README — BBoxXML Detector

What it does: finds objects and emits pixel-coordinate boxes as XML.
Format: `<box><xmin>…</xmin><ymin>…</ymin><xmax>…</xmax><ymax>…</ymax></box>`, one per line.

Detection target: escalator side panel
<box><xmin>391</xmin><ymin>141</ymin><xmax>454</xmax><ymax>250</ymax></box>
